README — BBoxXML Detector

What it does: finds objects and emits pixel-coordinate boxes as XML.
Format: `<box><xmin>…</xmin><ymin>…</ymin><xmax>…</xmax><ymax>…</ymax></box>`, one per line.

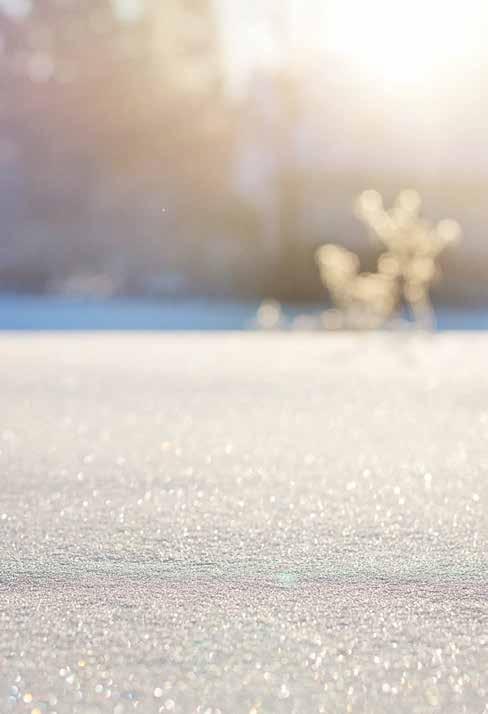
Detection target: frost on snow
<box><xmin>1</xmin><ymin>333</ymin><xmax>487</xmax><ymax>713</ymax></box>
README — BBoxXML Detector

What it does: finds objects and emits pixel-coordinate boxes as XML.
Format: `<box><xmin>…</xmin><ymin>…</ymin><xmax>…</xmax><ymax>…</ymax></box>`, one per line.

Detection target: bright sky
<box><xmin>3</xmin><ymin>0</ymin><xmax>487</xmax><ymax>94</ymax></box>
<box><xmin>217</xmin><ymin>0</ymin><xmax>488</xmax><ymax>92</ymax></box>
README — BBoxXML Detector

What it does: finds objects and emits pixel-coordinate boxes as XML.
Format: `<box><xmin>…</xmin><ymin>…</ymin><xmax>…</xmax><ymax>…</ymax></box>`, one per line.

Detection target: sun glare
<box><xmin>219</xmin><ymin>0</ymin><xmax>488</xmax><ymax>94</ymax></box>
<box><xmin>323</xmin><ymin>0</ymin><xmax>486</xmax><ymax>84</ymax></box>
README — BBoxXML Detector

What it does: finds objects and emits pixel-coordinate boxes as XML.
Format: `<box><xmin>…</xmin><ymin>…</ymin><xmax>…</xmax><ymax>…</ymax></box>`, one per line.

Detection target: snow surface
<box><xmin>1</xmin><ymin>332</ymin><xmax>488</xmax><ymax>713</ymax></box>
<box><xmin>1</xmin><ymin>294</ymin><xmax>488</xmax><ymax>330</ymax></box>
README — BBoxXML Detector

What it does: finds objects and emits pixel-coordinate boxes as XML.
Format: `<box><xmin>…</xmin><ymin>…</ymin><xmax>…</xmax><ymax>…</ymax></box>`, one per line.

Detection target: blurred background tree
<box><xmin>0</xmin><ymin>0</ymin><xmax>238</xmax><ymax>296</ymax></box>
<box><xmin>0</xmin><ymin>0</ymin><xmax>487</xmax><ymax>307</ymax></box>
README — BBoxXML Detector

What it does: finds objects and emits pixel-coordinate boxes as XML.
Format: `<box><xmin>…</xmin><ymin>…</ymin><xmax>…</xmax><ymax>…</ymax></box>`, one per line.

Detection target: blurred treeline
<box><xmin>0</xmin><ymin>0</ymin><xmax>487</xmax><ymax>304</ymax></box>
<box><xmin>0</xmin><ymin>0</ymin><xmax>244</xmax><ymax>297</ymax></box>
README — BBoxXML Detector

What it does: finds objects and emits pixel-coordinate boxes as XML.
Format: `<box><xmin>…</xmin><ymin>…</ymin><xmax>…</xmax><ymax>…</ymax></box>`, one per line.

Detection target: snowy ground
<box><xmin>1</xmin><ymin>294</ymin><xmax>488</xmax><ymax>330</ymax></box>
<box><xmin>1</xmin><ymin>333</ymin><xmax>488</xmax><ymax>713</ymax></box>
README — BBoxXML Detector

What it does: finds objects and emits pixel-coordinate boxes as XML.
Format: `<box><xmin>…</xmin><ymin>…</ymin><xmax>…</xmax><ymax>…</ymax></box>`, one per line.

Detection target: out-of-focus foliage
<box><xmin>316</xmin><ymin>190</ymin><xmax>461</xmax><ymax>328</ymax></box>
<box><xmin>0</xmin><ymin>2</ymin><xmax>483</xmax><ymax>305</ymax></box>
<box><xmin>0</xmin><ymin>0</ymin><xmax>241</xmax><ymax>296</ymax></box>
